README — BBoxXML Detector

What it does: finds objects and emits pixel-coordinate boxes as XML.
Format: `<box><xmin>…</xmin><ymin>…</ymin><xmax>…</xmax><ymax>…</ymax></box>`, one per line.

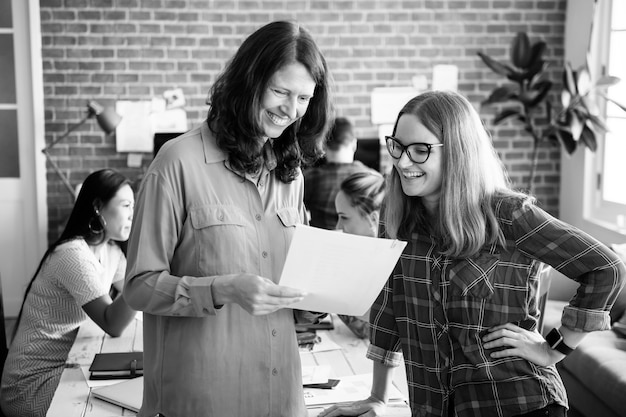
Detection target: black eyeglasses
<box><xmin>385</xmin><ymin>136</ymin><xmax>443</xmax><ymax>164</ymax></box>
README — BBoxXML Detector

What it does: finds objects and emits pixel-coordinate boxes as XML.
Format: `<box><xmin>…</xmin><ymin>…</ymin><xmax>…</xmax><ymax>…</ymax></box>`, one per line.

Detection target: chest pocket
<box><xmin>449</xmin><ymin>252</ymin><xmax>499</xmax><ymax>299</ymax></box>
<box><xmin>190</xmin><ymin>205</ymin><xmax>247</xmax><ymax>228</ymax></box>
<box><xmin>277</xmin><ymin>207</ymin><xmax>300</xmax><ymax>228</ymax></box>
<box><xmin>189</xmin><ymin>205</ymin><xmax>247</xmax><ymax>275</ymax></box>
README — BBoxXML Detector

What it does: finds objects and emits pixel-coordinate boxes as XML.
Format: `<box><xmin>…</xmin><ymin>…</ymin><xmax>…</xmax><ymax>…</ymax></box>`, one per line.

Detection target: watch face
<box><xmin>545</xmin><ymin>328</ymin><xmax>574</xmax><ymax>355</ymax></box>
<box><xmin>546</xmin><ymin>328</ymin><xmax>563</xmax><ymax>348</ymax></box>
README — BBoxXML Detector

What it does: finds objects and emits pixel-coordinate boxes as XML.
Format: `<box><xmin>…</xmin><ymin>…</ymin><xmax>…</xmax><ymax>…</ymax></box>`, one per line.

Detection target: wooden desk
<box><xmin>48</xmin><ymin>316</ymin><xmax>410</xmax><ymax>417</ymax></box>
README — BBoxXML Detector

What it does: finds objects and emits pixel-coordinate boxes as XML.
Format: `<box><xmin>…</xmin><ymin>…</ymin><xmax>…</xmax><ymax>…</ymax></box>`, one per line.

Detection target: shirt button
<box><xmin>258</xmin><ymin>180</ymin><xmax>264</xmax><ymax>187</ymax></box>
<box><xmin>255</xmin><ymin>214</ymin><xmax>262</xmax><ymax>221</ymax></box>
<box><xmin>218</xmin><ymin>214</ymin><xmax>224</xmax><ymax>221</ymax></box>
<box><xmin>272</xmin><ymin>368</ymin><xmax>278</xmax><ymax>376</ymax></box>
<box><xmin>262</xmin><ymin>251</ymin><xmax>268</xmax><ymax>258</ymax></box>
<box><xmin>272</xmin><ymin>329</ymin><xmax>277</xmax><ymax>336</ymax></box>
<box><xmin>433</xmin><ymin>292</ymin><xmax>441</xmax><ymax>301</ymax></box>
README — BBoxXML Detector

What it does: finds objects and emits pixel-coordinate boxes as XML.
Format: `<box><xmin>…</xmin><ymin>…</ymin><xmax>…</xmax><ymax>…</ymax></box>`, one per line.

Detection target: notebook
<box><xmin>89</xmin><ymin>351</ymin><xmax>143</xmax><ymax>380</ymax></box>
<box><xmin>91</xmin><ymin>376</ymin><xmax>143</xmax><ymax>412</ymax></box>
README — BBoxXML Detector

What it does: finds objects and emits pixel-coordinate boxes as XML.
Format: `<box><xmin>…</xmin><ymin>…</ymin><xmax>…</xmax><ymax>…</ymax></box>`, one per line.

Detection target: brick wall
<box><xmin>40</xmin><ymin>0</ymin><xmax>566</xmax><ymax>242</ymax></box>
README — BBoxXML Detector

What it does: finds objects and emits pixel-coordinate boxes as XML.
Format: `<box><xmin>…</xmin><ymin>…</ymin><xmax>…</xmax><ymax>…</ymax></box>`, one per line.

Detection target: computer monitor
<box><xmin>354</xmin><ymin>138</ymin><xmax>381</xmax><ymax>172</ymax></box>
<box><xmin>153</xmin><ymin>132</ymin><xmax>185</xmax><ymax>158</ymax></box>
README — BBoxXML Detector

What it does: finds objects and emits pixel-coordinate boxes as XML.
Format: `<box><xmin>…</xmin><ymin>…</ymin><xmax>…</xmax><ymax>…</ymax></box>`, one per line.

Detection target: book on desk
<box><xmin>89</xmin><ymin>351</ymin><xmax>143</xmax><ymax>380</ymax></box>
<box><xmin>91</xmin><ymin>376</ymin><xmax>143</xmax><ymax>412</ymax></box>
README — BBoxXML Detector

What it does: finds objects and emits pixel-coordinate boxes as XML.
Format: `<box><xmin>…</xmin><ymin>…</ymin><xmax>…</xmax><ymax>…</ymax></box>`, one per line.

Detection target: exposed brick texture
<box><xmin>40</xmin><ymin>0</ymin><xmax>566</xmax><ymax>242</ymax></box>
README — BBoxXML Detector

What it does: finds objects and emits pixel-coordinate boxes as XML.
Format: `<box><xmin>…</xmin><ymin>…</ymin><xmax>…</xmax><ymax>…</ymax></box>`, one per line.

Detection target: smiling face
<box><xmin>334</xmin><ymin>190</ymin><xmax>378</xmax><ymax>237</ymax></box>
<box><xmin>259</xmin><ymin>62</ymin><xmax>316</xmax><ymax>140</ymax></box>
<box><xmin>100</xmin><ymin>184</ymin><xmax>134</xmax><ymax>242</ymax></box>
<box><xmin>392</xmin><ymin>114</ymin><xmax>444</xmax><ymax>212</ymax></box>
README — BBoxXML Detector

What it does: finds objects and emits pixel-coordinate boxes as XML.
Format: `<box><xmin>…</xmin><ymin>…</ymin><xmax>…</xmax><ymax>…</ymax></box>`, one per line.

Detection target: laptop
<box><xmin>91</xmin><ymin>376</ymin><xmax>143</xmax><ymax>412</ymax></box>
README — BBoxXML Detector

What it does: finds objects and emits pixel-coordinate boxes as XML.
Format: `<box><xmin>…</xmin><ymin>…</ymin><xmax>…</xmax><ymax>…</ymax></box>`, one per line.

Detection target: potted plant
<box><xmin>477</xmin><ymin>32</ymin><xmax>625</xmax><ymax>193</ymax></box>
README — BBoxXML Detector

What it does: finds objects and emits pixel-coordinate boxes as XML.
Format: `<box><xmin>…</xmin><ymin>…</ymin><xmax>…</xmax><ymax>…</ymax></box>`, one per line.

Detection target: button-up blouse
<box><xmin>367</xmin><ymin>195</ymin><xmax>625</xmax><ymax>417</ymax></box>
<box><xmin>124</xmin><ymin>121</ymin><xmax>308</xmax><ymax>417</ymax></box>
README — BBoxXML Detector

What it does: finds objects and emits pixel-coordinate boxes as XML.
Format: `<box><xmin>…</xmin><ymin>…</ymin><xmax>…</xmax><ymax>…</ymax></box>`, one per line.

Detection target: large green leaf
<box><xmin>561</xmin><ymin>89</ymin><xmax>572</xmax><ymax>108</ymax></box>
<box><xmin>595</xmin><ymin>75</ymin><xmax>621</xmax><ymax>89</ymax></box>
<box><xmin>556</xmin><ymin>129</ymin><xmax>577</xmax><ymax>154</ymax></box>
<box><xmin>482</xmin><ymin>85</ymin><xmax>518</xmax><ymax>105</ymax></box>
<box><xmin>587</xmin><ymin>114</ymin><xmax>608</xmax><ymax>133</ymax></box>
<box><xmin>528</xmin><ymin>41</ymin><xmax>547</xmax><ymax>67</ymax></box>
<box><xmin>569</xmin><ymin>112</ymin><xmax>584</xmax><ymax>141</ymax></box>
<box><xmin>511</xmin><ymin>32</ymin><xmax>532</xmax><ymax>69</ymax></box>
<box><xmin>563</xmin><ymin>63</ymin><xmax>577</xmax><ymax>95</ymax></box>
<box><xmin>527</xmin><ymin>80</ymin><xmax>553</xmax><ymax>107</ymax></box>
<box><xmin>477</xmin><ymin>52</ymin><xmax>514</xmax><ymax>77</ymax></box>
<box><xmin>525</xmin><ymin>59</ymin><xmax>548</xmax><ymax>82</ymax></box>
<box><xmin>494</xmin><ymin>108</ymin><xmax>523</xmax><ymax>125</ymax></box>
<box><xmin>579</xmin><ymin>125</ymin><xmax>597</xmax><ymax>152</ymax></box>
<box><xmin>576</xmin><ymin>67</ymin><xmax>592</xmax><ymax>96</ymax></box>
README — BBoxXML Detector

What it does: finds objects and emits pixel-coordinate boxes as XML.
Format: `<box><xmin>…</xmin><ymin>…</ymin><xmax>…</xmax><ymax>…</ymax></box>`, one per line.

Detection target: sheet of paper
<box><xmin>279</xmin><ymin>225</ymin><xmax>407</xmax><ymax>316</ymax></box>
<box><xmin>298</xmin><ymin>332</ymin><xmax>341</xmax><ymax>353</ymax></box>
<box><xmin>301</xmin><ymin>365</ymin><xmax>331</xmax><ymax>385</ymax></box>
<box><xmin>115</xmin><ymin>100</ymin><xmax>154</xmax><ymax>152</ymax></box>
<box><xmin>303</xmin><ymin>373</ymin><xmax>406</xmax><ymax>406</ymax></box>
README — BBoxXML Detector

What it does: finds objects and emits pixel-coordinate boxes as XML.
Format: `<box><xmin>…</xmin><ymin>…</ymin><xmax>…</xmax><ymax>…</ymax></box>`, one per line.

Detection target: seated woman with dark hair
<box><xmin>0</xmin><ymin>169</ymin><xmax>137</xmax><ymax>417</ymax></box>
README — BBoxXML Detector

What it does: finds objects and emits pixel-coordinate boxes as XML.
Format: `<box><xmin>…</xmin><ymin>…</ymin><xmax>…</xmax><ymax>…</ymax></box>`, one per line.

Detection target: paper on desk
<box><xmin>279</xmin><ymin>225</ymin><xmax>407</xmax><ymax>316</ymax></box>
<box><xmin>303</xmin><ymin>373</ymin><xmax>406</xmax><ymax>406</ymax></box>
<box><xmin>302</xmin><ymin>365</ymin><xmax>331</xmax><ymax>385</ymax></box>
<box><xmin>80</xmin><ymin>366</ymin><xmax>123</xmax><ymax>388</ymax></box>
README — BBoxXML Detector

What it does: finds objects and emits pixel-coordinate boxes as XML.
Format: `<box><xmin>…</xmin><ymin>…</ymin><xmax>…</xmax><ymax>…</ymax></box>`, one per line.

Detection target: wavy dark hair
<box><xmin>12</xmin><ymin>169</ymin><xmax>131</xmax><ymax>339</ymax></box>
<box><xmin>207</xmin><ymin>20</ymin><xmax>334</xmax><ymax>183</ymax></box>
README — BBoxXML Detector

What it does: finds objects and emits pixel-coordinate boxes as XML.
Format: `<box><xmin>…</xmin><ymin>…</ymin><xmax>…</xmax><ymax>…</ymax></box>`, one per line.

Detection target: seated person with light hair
<box><xmin>334</xmin><ymin>170</ymin><xmax>386</xmax><ymax>338</ymax></box>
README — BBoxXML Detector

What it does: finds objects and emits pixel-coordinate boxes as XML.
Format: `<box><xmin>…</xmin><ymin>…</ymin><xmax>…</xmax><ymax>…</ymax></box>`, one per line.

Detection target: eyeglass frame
<box><xmin>385</xmin><ymin>136</ymin><xmax>444</xmax><ymax>164</ymax></box>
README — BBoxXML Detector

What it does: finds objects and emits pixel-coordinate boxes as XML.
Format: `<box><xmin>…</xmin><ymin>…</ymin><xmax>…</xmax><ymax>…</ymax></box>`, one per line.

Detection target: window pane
<box><xmin>0</xmin><ymin>0</ymin><xmax>12</xmax><ymax>28</ymax></box>
<box><xmin>0</xmin><ymin>34</ymin><xmax>17</xmax><ymax>103</ymax></box>
<box><xmin>0</xmin><ymin>109</ymin><xmax>20</xmax><ymax>178</ymax></box>
<box><xmin>602</xmin><ymin>118</ymin><xmax>626</xmax><ymax>205</ymax></box>
<box><xmin>612</xmin><ymin>0</ymin><xmax>626</xmax><ymax>30</ymax></box>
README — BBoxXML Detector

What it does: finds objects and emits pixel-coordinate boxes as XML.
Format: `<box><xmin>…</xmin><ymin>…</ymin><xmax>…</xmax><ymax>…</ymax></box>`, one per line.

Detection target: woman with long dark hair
<box><xmin>124</xmin><ymin>21</ymin><xmax>333</xmax><ymax>416</ymax></box>
<box><xmin>1</xmin><ymin>169</ymin><xmax>136</xmax><ymax>417</ymax></box>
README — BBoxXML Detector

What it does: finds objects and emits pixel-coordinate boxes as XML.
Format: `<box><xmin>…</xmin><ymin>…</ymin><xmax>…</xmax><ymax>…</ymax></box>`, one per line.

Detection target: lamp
<box><xmin>42</xmin><ymin>100</ymin><xmax>122</xmax><ymax>198</ymax></box>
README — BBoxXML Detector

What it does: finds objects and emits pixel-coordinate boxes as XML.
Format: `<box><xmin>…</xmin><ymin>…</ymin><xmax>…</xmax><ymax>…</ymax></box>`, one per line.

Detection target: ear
<box><xmin>92</xmin><ymin>199</ymin><xmax>103</xmax><ymax>215</ymax></box>
<box><xmin>351</xmin><ymin>138</ymin><xmax>358</xmax><ymax>153</ymax></box>
<box><xmin>368</xmin><ymin>210</ymin><xmax>380</xmax><ymax>231</ymax></box>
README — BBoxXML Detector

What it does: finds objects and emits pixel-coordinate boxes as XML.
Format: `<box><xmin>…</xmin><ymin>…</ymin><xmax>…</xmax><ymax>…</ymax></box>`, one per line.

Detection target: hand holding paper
<box><xmin>213</xmin><ymin>273</ymin><xmax>305</xmax><ymax>315</ymax></box>
<box><xmin>279</xmin><ymin>225</ymin><xmax>406</xmax><ymax>316</ymax></box>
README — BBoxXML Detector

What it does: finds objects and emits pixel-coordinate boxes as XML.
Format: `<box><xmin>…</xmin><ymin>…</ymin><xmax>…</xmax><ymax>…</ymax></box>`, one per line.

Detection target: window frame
<box><xmin>559</xmin><ymin>0</ymin><xmax>626</xmax><ymax>244</ymax></box>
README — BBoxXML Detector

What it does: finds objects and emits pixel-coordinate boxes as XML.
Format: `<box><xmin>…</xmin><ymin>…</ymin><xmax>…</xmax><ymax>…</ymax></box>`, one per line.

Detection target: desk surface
<box><xmin>48</xmin><ymin>315</ymin><xmax>410</xmax><ymax>417</ymax></box>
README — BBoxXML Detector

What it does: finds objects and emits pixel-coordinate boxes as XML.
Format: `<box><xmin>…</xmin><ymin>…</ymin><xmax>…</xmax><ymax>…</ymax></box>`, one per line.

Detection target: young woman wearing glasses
<box><xmin>319</xmin><ymin>91</ymin><xmax>625</xmax><ymax>417</ymax></box>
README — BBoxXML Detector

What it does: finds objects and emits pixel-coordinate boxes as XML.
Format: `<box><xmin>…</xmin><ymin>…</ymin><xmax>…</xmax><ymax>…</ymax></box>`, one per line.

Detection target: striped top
<box><xmin>367</xmin><ymin>195</ymin><xmax>625</xmax><ymax>417</ymax></box>
<box><xmin>0</xmin><ymin>239</ymin><xmax>124</xmax><ymax>417</ymax></box>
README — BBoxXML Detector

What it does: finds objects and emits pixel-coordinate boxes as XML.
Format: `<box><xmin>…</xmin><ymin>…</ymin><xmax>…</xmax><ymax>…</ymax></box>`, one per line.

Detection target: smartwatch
<box><xmin>545</xmin><ymin>328</ymin><xmax>575</xmax><ymax>355</ymax></box>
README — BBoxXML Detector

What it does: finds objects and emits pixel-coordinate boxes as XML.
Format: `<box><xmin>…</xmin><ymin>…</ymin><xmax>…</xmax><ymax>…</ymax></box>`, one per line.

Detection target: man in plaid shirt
<box><xmin>304</xmin><ymin>117</ymin><xmax>372</xmax><ymax>230</ymax></box>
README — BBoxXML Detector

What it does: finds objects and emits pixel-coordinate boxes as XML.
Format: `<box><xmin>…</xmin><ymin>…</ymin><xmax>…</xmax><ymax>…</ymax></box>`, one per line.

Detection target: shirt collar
<box><xmin>201</xmin><ymin>120</ymin><xmax>228</xmax><ymax>164</ymax></box>
<box><xmin>201</xmin><ymin>119</ymin><xmax>278</xmax><ymax>172</ymax></box>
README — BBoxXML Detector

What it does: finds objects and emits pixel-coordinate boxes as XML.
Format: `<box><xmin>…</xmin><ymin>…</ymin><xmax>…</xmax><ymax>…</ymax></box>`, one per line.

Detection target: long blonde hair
<box><xmin>384</xmin><ymin>91</ymin><xmax>529</xmax><ymax>258</ymax></box>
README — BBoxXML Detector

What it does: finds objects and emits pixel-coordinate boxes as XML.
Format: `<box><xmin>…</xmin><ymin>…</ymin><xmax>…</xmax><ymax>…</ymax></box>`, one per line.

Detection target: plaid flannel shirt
<box><xmin>368</xmin><ymin>195</ymin><xmax>625</xmax><ymax>417</ymax></box>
